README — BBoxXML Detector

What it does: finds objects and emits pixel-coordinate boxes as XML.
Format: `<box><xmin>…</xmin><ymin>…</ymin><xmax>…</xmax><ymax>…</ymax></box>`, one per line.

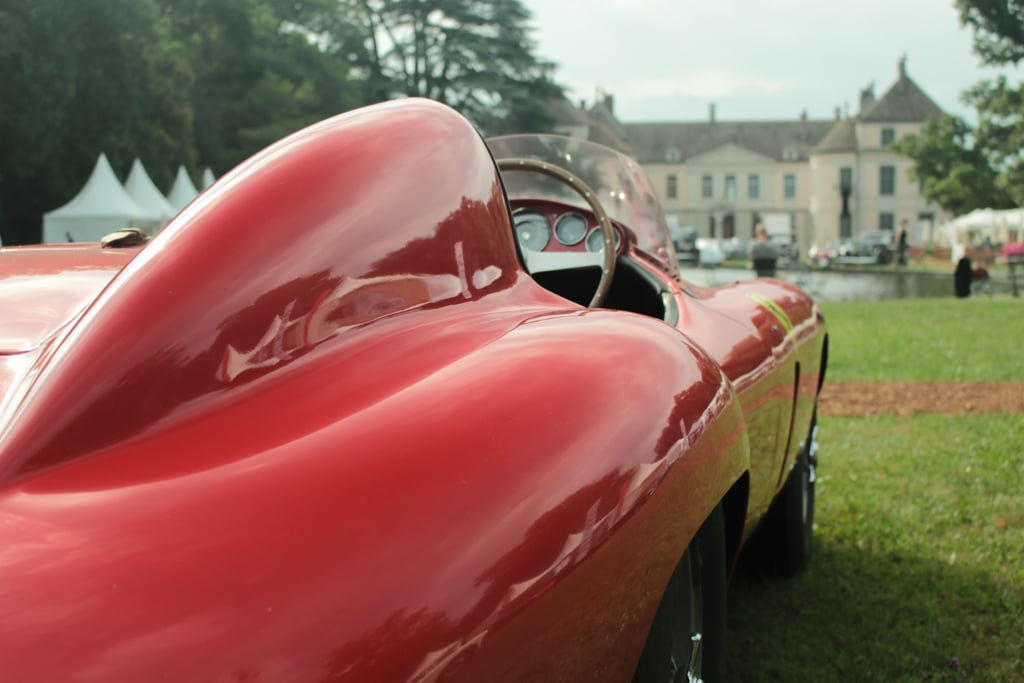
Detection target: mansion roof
<box><xmin>813</xmin><ymin>118</ymin><xmax>858</xmax><ymax>154</ymax></box>
<box><xmin>860</xmin><ymin>60</ymin><xmax>944</xmax><ymax>123</ymax></box>
<box><xmin>622</xmin><ymin>119</ymin><xmax>836</xmax><ymax>164</ymax></box>
<box><xmin>556</xmin><ymin>58</ymin><xmax>945</xmax><ymax>163</ymax></box>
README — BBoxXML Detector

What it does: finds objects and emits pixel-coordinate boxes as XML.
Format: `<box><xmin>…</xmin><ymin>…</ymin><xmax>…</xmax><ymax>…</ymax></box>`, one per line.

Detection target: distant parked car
<box><xmin>831</xmin><ymin>232</ymin><xmax>893</xmax><ymax>265</ymax></box>
<box><xmin>808</xmin><ymin>242</ymin><xmax>840</xmax><ymax>266</ymax></box>
<box><xmin>856</xmin><ymin>231</ymin><xmax>894</xmax><ymax>264</ymax></box>
<box><xmin>720</xmin><ymin>238</ymin><xmax>753</xmax><ymax>261</ymax></box>
<box><xmin>696</xmin><ymin>237</ymin><xmax>726</xmax><ymax>265</ymax></box>
<box><xmin>671</xmin><ymin>226</ymin><xmax>700</xmax><ymax>263</ymax></box>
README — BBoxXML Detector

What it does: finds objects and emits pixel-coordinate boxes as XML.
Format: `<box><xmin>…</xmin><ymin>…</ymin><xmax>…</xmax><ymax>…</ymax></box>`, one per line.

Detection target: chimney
<box><xmin>834</xmin><ymin>106</ymin><xmax>841</xmax><ymax>120</ymax></box>
<box><xmin>709</xmin><ymin>103</ymin><xmax>716</xmax><ymax>124</ymax></box>
<box><xmin>603</xmin><ymin>93</ymin><xmax>614</xmax><ymax>114</ymax></box>
<box><xmin>800</xmin><ymin>109</ymin><xmax>808</xmax><ymax>122</ymax></box>
<box><xmin>899</xmin><ymin>53</ymin><xmax>908</xmax><ymax>79</ymax></box>
<box><xmin>859</xmin><ymin>83</ymin><xmax>876</xmax><ymax>114</ymax></box>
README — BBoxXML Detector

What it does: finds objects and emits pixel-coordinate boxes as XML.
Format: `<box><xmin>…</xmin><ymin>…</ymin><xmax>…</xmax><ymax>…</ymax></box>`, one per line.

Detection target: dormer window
<box><xmin>666</xmin><ymin>147</ymin><xmax>682</xmax><ymax>162</ymax></box>
<box><xmin>783</xmin><ymin>147</ymin><xmax>798</xmax><ymax>161</ymax></box>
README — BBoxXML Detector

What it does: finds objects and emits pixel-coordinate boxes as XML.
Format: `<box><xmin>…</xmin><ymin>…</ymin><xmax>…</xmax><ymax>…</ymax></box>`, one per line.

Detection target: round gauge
<box><xmin>512</xmin><ymin>210</ymin><xmax>551</xmax><ymax>251</ymax></box>
<box><xmin>586</xmin><ymin>226</ymin><xmax>621</xmax><ymax>253</ymax></box>
<box><xmin>554</xmin><ymin>212</ymin><xmax>589</xmax><ymax>246</ymax></box>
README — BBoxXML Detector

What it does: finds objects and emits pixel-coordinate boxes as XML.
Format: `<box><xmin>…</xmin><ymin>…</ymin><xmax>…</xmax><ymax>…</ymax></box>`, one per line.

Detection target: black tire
<box><xmin>633</xmin><ymin>504</ymin><xmax>727</xmax><ymax>683</ymax></box>
<box><xmin>745</xmin><ymin>417</ymin><xmax>817</xmax><ymax>577</ymax></box>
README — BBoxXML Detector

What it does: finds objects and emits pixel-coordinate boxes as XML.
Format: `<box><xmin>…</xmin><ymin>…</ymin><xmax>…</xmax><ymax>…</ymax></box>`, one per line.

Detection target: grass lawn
<box><xmin>820</xmin><ymin>298</ymin><xmax>1024</xmax><ymax>382</ymax></box>
<box><xmin>725</xmin><ymin>298</ymin><xmax>1024</xmax><ymax>682</ymax></box>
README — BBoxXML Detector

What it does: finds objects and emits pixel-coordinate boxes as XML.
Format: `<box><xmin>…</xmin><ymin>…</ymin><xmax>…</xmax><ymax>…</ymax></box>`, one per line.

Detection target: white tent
<box><xmin>951</xmin><ymin>208</ymin><xmax>996</xmax><ymax>231</ymax></box>
<box><xmin>946</xmin><ymin>207</ymin><xmax>1024</xmax><ymax>235</ymax></box>
<box><xmin>994</xmin><ymin>209</ymin><xmax>1024</xmax><ymax>243</ymax></box>
<box><xmin>202</xmin><ymin>167</ymin><xmax>216</xmax><ymax>189</ymax></box>
<box><xmin>43</xmin><ymin>154</ymin><xmax>157</xmax><ymax>243</ymax></box>
<box><xmin>125</xmin><ymin>158</ymin><xmax>176</xmax><ymax>226</ymax></box>
<box><xmin>942</xmin><ymin>207</ymin><xmax>1024</xmax><ymax>262</ymax></box>
<box><xmin>166</xmin><ymin>165</ymin><xmax>199</xmax><ymax>212</ymax></box>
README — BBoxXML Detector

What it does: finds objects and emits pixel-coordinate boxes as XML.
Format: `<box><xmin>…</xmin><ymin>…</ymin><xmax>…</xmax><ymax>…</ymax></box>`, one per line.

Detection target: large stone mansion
<box><xmin>551</xmin><ymin>58</ymin><xmax>947</xmax><ymax>251</ymax></box>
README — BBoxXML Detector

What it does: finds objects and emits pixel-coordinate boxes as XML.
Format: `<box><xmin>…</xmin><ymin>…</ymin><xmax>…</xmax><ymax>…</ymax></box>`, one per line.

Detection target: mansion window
<box><xmin>880</xmin><ymin>212</ymin><xmax>895</xmax><ymax>232</ymax></box>
<box><xmin>666</xmin><ymin>174</ymin><xmax>678</xmax><ymax>199</ymax></box>
<box><xmin>783</xmin><ymin>174</ymin><xmax>796</xmax><ymax>199</ymax></box>
<box><xmin>747</xmin><ymin>174</ymin><xmax>760</xmax><ymax>199</ymax></box>
<box><xmin>881</xmin><ymin>128</ymin><xmax>896</xmax><ymax>147</ymax></box>
<box><xmin>725</xmin><ymin>174</ymin><xmax>736</xmax><ymax>200</ymax></box>
<box><xmin>840</xmin><ymin>167</ymin><xmax>853</xmax><ymax>193</ymax></box>
<box><xmin>880</xmin><ymin>165</ymin><xmax>896</xmax><ymax>195</ymax></box>
<box><xmin>701</xmin><ymin>174</ymin><xmax>713</xmax><ymax>198</ymax></box>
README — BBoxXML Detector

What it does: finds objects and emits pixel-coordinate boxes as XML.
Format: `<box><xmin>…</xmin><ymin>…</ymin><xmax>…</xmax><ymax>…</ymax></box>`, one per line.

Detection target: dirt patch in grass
<box><xmin>819</xmin><ymin>381</ymin><xmax>1024</xmax><ymax>416</ymax></box>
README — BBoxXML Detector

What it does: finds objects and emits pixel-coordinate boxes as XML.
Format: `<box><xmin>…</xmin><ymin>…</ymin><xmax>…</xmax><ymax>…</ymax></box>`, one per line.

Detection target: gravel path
<box><xmin>819</xmin><ymin>381</ymin><xmax>1024</xmax><ymax>417</ymax></box>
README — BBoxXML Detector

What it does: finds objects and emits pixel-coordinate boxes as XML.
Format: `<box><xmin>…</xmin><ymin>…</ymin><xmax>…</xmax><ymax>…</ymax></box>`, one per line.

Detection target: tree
<box><xmin>957</xmin><ymin>0</ymin><xmax>1024</xmax><ymax>205</ymax></box>
<box><xmin>890</xmin><ymin>3</ymin><xmax>1024</xmax><ymax>213</ymax></box>
<box><xmin>156</xmin><ymin>0</ymin><xmax>362</xmax><ymax>176</ymax></box>
<box><xmin>0</xmin><ymin>0</ymin><xmax>562</xmax><ymax>243</ymax></box>
<box><xmin>957</xmin><ymin>0</ymin><xmax>1024</xmax><ymax>64</ymax></box>
<box><xmin>0</xmin><ymin>0</ymin><xmax>194</xmax><ymax>244</ymax></box>
<box><xmin>0</xmin><ymin>0</ymin><xmax>365</xmax><ymax>243</ymax></box>
<box><xmin>961</xmin><ymin>75</ymin><xmax>1024</xmax><ymax>206</ymax></box>
<box><xmin>340</xmin><ymin>0</ymin><xmax>563</xmax><ymax>135</ymax></box>
<box><xmin>890</xmin><ymin>115</ymin><xmax>1015</xmax><ymax>214</ymax></box>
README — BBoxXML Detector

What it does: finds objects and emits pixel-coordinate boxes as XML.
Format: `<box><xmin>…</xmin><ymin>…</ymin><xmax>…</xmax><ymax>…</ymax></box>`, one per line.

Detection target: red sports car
<box><xmin>0</xmin><ymin>99</ymin><xmax>826</xmax><ymax>682</ymax></box>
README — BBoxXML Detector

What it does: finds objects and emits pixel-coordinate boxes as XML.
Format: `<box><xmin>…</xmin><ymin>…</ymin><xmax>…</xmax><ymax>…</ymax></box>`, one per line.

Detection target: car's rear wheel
<box><xmin>745</xmin><ymin>415</ymin><xmax>818</xmax><ymax>577</ymax></box>
<box><xmin>633</xmin><ymin>504</ymin><xmax>726</xmax><ymax>683</ymax></box>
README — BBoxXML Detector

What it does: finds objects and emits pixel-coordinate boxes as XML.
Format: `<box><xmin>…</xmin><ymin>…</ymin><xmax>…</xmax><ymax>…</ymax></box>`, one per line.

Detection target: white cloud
<box><xmin>619</xmin><ymin>71</ymin><xmax>790</xmax><ymax>100</ymax></box>
<box><xmin>522</xmin><ymin>0</ymin><xmax>1021</xmax><ymax>122</ymax></box>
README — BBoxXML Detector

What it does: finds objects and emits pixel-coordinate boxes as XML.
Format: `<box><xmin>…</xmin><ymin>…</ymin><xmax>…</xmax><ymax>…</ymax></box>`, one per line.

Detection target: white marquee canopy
<box><xmin>43</xmin><ymin>154</ymin><xmax>157</xmax><ymax>244</ymax></box>
<box><xmin>125</xmin><ymin>158</ymin><xmax>176</xmax><ymax>225</ymax></box>
<box><xmin>167</xmin><ymin>165</ymin><xmax>199</xmax><ymax>212</ymax></box>
<box><xmin>42</xmin><ymin>156</ymin><xmax>212</xmax><ymax>244</ymax></box>
<box><xmin>942</xmin><ymin>207</ymin><xmax>1024</xmax><ymax>261</ymax></box>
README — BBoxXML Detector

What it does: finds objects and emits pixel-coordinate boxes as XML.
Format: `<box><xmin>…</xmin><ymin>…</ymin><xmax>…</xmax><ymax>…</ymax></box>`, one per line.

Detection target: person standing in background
<box><xmin>896</xmin><ymin>219</ymin><xmax>909</xmax><ymax>266</ymax></box>
<box><xmin>750</xmin><ymin>223</ymin><xmax>778</xmax><ymax>277</ymax></box>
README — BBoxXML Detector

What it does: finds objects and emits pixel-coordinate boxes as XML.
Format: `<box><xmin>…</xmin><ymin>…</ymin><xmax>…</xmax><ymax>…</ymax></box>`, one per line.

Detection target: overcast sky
<box><xmin>520</xmin><ymin>0</ymin><xmax>1022</xmax><ymax>123</ymax></box>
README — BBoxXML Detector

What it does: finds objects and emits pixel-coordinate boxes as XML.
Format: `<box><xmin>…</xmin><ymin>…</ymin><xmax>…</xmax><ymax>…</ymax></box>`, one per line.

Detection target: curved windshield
<box><xmin>486</xmin><ymin>134</ymin><xmax>678</xmax><ymax>273</ymax></box>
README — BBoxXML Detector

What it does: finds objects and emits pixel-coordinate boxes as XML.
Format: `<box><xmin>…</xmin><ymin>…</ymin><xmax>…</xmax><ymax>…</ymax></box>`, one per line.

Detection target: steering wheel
<box><xmin>497</xmin><ymin>158</ymin><xmax>617</xmax><ymax>308</ymax></box>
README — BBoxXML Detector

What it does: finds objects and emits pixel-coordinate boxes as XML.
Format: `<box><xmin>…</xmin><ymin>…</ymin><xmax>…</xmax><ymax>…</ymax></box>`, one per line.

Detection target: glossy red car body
<box><xmin>0</xmin><ymin>99</ymin><xmax>826</xmax><ymax>681</ymax></box>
